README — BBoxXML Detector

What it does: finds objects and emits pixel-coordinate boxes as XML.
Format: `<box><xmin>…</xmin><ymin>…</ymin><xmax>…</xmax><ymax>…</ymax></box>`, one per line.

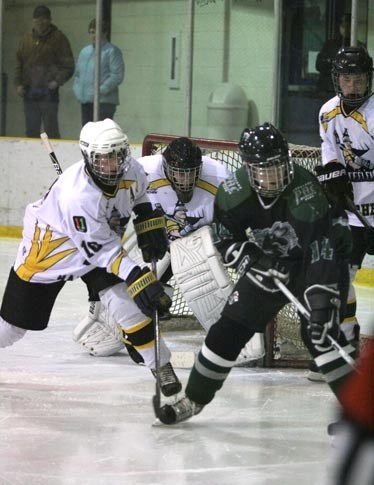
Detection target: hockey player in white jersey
<box><xmin>74</xmin><ymin>137</ymin><xmax>264</xmax><ymax>365</ymax></box>
<box><xmin>310</xmin><ymin>46</ymin><xmax>374</xmax><ymax>381</ymax></box>
<box><xmin>0</xmin><ymin>119</ymin><xmax>182</xmax><ymax>398</ymax></box>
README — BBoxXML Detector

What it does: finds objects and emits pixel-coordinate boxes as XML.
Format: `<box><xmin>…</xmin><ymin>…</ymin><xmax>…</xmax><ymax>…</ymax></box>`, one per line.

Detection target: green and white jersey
<box><xmin>213</xmin><ymin>164</ymin><xmax>352</xmax><ymax>290</ymax></box>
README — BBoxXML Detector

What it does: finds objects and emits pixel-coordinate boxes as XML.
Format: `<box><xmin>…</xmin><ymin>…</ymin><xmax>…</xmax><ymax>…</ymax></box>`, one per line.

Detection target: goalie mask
<box><xmin>332</xmin><ymin>46</ymin><xmax>373</xmax><ymax>107</ymax></box>
<box><xmin>79</xmin><ymin>119</ymin><xmax>131</xmax><ymax>186</ymax></box>
<box><xmin>162</xmin><ymin>137</ymin><xmax>202</xmax><ymax>203</ymax></box>
<box><xmin>239</xmin><ymin>123</ymin><xmax>293</xmax><ymax>198</ymax></box>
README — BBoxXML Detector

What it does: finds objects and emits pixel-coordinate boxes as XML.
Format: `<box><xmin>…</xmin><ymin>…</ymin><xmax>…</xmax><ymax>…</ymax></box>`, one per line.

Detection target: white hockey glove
<box><xmin>224</xmin><ymin>241</ymin><xmax>289</xmax><ymax>293</ymax></box>
<box><xmin>304</xmin><ymin>285</ymin><xmax>340</xmax><ymax>353</ymax></box>
<box><xmin>72</xmin><ymin>301</ymin><xmax>125</xmax><ymax>356</ymax></box>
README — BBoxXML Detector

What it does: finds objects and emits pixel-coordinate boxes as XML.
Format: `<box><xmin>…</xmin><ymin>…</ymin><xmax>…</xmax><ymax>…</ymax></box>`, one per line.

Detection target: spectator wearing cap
<box><xmin>73</xmin><ymin>18</ymin><xmax>125</xmax><ymax>127</ymax></box>
<box><xmin>14</xmin><ymin>5</ymin><xmax>75</xmax><ymax>138</ymax></box>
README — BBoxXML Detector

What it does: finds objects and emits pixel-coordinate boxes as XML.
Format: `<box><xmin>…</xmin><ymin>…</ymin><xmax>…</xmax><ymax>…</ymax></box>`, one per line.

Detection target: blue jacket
<box><xmin>73</xmin><ymin>40</ymin><xmax>124</xmax><ymax>105</ymax></box>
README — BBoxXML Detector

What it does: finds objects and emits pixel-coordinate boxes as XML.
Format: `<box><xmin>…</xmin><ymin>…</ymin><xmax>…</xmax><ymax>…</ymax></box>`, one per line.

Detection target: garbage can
<box><xmin>207</xmin><ymin>83</ymin><xmax>248</xmax><ymax>140</ymax></box>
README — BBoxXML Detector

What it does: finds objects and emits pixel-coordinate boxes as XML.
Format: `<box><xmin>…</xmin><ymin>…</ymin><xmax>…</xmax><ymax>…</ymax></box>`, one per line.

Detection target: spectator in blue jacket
<box><xmin>73</xmin><ymin>19</ymin><xmax>124</xmax><ymax>126</ymax></box>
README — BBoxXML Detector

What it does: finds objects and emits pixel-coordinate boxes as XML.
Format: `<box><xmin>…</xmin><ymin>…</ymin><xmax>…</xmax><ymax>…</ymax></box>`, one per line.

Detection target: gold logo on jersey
<box><xmin>16</xmin><ymin>225</ymin><xmax>77</xmax><ymax>282</ymax></box>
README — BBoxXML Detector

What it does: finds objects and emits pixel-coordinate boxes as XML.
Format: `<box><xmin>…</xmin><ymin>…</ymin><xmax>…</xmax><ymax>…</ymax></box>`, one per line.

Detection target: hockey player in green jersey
<box><xmin>154</xmin><ymin>122</ymin><xmax>355</xmax><ymax>425</ymax></box>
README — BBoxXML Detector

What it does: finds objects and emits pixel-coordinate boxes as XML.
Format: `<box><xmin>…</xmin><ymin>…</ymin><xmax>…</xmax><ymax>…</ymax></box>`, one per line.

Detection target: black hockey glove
<box><xmin>126</xmin><ymin>266</ymin><xmax>172</xmax><ymax>318</ymax></box>
<box><xmin>367</xmin><ymin>227</ymin><xmax>374</xmax><ymax>255</ymax></box>
<box><xmin>304</xmin><ymin>285</ymin><xmax>340</xmax><ymax>353</ymax></box>
<box><xmin>224</xmin><ymin>241</ymin><xmax>289</xmax><ymax>293</ymax></box>
<box><xmin>314</xmin><ymin>162</ymin><xmax>353</xmax><ymax>206</ymax></box>
<box><xmin>133</xmin><ymin>209</ymin><xmax>168</xmax><ymax>262</ymax></box>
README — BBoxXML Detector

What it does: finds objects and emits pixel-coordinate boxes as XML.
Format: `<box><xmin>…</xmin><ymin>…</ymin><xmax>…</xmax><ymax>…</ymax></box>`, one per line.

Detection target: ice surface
<box><xmin>0</xmin><ymin>238</ymin><xmax>372</xmax><ymax>485</ymax></box>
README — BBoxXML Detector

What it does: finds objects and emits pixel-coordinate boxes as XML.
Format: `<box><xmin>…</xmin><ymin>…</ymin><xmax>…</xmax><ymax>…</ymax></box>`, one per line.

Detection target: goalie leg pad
<box><xmin>72</xmin><ymin>301</ymin><xmax>125</xmax><ymax>357</ymax></box>
<box><xmin>170</xmin><ymin>226</ymin><xmax>234</xmax><ymax>332</ymax></box>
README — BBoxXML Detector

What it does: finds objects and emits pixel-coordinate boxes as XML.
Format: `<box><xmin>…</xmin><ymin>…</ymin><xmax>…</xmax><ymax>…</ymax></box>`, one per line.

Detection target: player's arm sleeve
<box><xmin>319</xmin><ymin>109</ymin><xmax>340</xmax><ymax>166</ymax></box>
<box><xmin>67</xmin><ymin>209</ymin><xmax>139</xmax><ymax>281</ymax></box>
<box><xmin>211</xmin><ymin>191</ymin><xmax>247</xmax><ymax>258</ymax></box>
<box><xmin>295</xmin><ymin>203</ymin><xmax>345</xmax><ymax>290</ymax></box>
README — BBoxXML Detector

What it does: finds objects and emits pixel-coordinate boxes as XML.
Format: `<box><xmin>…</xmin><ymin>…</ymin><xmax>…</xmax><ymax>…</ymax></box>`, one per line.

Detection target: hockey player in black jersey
<box><xmin>154</xmin><ymin>122</ymin><xmax>356</xmax><ymax>425</ymax></box>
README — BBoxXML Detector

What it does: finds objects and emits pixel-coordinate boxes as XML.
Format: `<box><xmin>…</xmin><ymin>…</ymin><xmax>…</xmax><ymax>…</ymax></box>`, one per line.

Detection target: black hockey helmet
<box><xmin>162</xmin><ymin>137</ymin><xmax>202</xmax><ymax>203</ymax></box>
<box><xmin>238</xmin><ymin>123</ymin><xmax>293</xmax><ymax>198</ymax></box>
<box><xmin>332</xmin><ymin>46</ymin><xmax>373</xmax><ymax>106</ymax></box>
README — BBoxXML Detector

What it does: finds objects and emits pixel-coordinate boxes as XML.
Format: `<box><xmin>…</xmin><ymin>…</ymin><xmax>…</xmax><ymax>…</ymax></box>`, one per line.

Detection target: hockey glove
<box><xmin>367</xmin><ymin>228</ymin><xmax>374</xmax><ymax>255</ymax></box>
<box><xmin>304</xmin><ymin>284</ymin><xmax>340</xmax><ymax>353</ymax></box>
<box><xmin>133</xmin><ymin>209</ymin><xmax>168</xmax><ymax>262</ymax></box>
<box><xmin>224</xmin><ymin>241</ymin><xmax>289</xmax><ymax>293</ymax></box>
<box><xmin>314</xmin><ymin>162</ymin><xmax>353</xmax><ymax>205</ymax></box>
<box><xmin>126</xmin><ymin>266</ymin><xmax>172</xmax><ymax>318</ymax></box>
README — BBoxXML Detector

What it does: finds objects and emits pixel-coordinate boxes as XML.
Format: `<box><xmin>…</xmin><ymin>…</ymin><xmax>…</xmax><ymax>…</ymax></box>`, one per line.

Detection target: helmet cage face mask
<box><xmin>79</xmin><ymin>121</ymin><xmax>131</xmax><ymax>186</ymax></box>
<box><xmin>332</xmin><ymin>47</ymin><xmax>373</xmax><ymax>107</ymax></box>
<box><xmin>162</xmin><ymin>138</ymin><xmax>202</xmax><ymax>202</ymax></box>
<box><xmin>89</xmin><ymin>146</ymin><xmax>131</xmax><ymax>186</ymax></box>
<box><xmin>243</xmin><ymin>154</ymin><xmax>293</xmax><ymax>198</ymax></box>
<box><xmin>163</xmin><ymin>159</ymin><xmax>201</xmax><ymax>202</ymax></box>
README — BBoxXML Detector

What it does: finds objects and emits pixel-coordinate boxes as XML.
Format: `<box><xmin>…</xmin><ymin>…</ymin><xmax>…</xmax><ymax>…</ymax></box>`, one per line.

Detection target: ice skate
<box><xmin>156</xmin><ymin>396</ymin><xmax>204</xmax><ymax>425</ymax></box>
<box><xmin>151</xmin><ymin>362</ymin><xmax>182</xmax><ymax>397</ymax></box>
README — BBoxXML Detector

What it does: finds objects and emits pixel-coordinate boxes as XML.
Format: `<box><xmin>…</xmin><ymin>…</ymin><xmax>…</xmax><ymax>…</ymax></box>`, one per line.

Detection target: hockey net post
<box><xmin>142</xmin><ymin>133</ymin><xmax>322</xmax><ymax>368</ymax></box>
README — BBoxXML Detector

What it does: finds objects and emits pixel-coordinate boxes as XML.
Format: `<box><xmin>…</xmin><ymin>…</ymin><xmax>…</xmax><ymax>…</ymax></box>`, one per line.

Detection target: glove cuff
<box><xmin>127</xmin><ymin>270</ymin><xmax>157</xmax><ymax>298</ymax></box>
<box><xmin>134</xmin><ymin>215</ymin><xmax>165</xmax><ymax>235</ymax></box>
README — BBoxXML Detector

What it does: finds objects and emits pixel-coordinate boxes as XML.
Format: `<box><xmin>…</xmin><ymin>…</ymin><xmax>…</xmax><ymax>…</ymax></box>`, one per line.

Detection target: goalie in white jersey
<box><xmin>74</xmin><ymin>137</ymin><xmax>264</xmax><ymax>365</ymax></box>
<box><xmin>0</xmin><ymin>119</ymin><xmax>182</xmax><ymax>398</ymax></box>
<box><xmin>312</xmin><ymin>46</ymin><xmax>374</xmax><ymax>381</ymax></box>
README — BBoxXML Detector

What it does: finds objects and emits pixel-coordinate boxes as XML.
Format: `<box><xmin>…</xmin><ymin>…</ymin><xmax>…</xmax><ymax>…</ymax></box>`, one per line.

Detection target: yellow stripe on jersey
<box><xmin>349</xmin><ymin>111</ymin><xmax>370</xmax><ymax>133</ymax></box>
<box><xmin>16</xmin><ymin>225</ymin><xmax>77</xmax><ymax>282</ymax></box>
<box><xmin>196</xmin><ymin>179</ymin><xmax>219</xmax><ymax>195</ymax></box>
<box><xmin>321</xmin><ymin>105</ymin><xmax>369</xmax><ymax>133</ymax></box>
<box><xmin>321</xmin><ymin>106</ymin><xmax>342</xmax><ymax>132</ymax></box>
<box><xmin>103</xmin><ymin>179</ymin><xmax>137</xmax><ymax>199</ymax></box>
<box><xmin>110</xmin><ymin>247</ymin><xmax>127</xmax><ymax>275</ymax></box>
<box><xmin>148</xmin><ymin>178</ymin><xmax>170</xmax><ymax>190</ymax></box>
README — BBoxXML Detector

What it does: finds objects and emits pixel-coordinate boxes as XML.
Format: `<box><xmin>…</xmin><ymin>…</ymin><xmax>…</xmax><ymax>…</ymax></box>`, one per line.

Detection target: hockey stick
<box><xmin>273</xmin><ymin>277</ymin><xmax>356</xmax><ymax>368</ymax></box>
<box><xmin>344</xmin><ymin>195</ymin><xmax>373</xmax><ymax>232</ymax></box>
<box><xmin>40</xmin><ymin>132</ymin><xmax>63</xmax><ymax>176</ymax></box>
<box><xmin>151</xmin><ymin>259</ymin><xmax>162</xmax><ymax>414</ymax></box>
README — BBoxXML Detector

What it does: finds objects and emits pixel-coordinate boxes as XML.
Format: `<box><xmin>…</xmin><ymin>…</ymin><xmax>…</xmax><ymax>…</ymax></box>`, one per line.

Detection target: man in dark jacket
<box><xmin>14</xmin><ymin>5</ymin><xmax>75</xmax><ymax>138</ymax></box>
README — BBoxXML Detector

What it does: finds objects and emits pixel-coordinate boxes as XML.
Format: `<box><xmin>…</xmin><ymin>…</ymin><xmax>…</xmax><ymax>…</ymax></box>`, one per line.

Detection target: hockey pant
<box><xmin>183</xmin><ymin>274</ymin><xmax>356</xmax><ymax>407</ymax></box>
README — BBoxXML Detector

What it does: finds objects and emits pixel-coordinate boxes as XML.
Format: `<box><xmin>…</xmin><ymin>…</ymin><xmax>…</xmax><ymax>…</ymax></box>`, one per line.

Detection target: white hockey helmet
<box><xmin>79</xmin><ymin>119</ymin><xmax>131</xmax><ymax>186</ymax></box>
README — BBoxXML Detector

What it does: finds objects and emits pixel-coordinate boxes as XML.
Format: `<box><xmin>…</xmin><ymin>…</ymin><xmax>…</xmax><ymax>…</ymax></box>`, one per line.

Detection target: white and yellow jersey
<box><xmin>319</xmin><ymin>95</ymin><xmax>374</xmax><ymax>227</ymax></box>
<box><xmin>14</xmin><ymin>158</ymin><xmax>150</xmax><ymax>283</ymax></box>
<box><xmin>138</xmin><ymin>154</ymin><xmax>231</xmax><ymax>240</ymax></box>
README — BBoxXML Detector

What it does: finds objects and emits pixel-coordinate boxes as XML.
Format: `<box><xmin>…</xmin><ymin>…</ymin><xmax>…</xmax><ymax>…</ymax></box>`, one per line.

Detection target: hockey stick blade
<box><xmin>344</xmin><ymin>195</ymin><xmax>373</xmax><ymax>232</ymax></box>
<box><xmin>273</xmin><ymin>277</ymin><xmax>356</xmax><ymax>368</ymax></box>
<box><xmin>40</xmin><ymin>132</ymin><xmax>63</xmax><ymax>176</ymax></box>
